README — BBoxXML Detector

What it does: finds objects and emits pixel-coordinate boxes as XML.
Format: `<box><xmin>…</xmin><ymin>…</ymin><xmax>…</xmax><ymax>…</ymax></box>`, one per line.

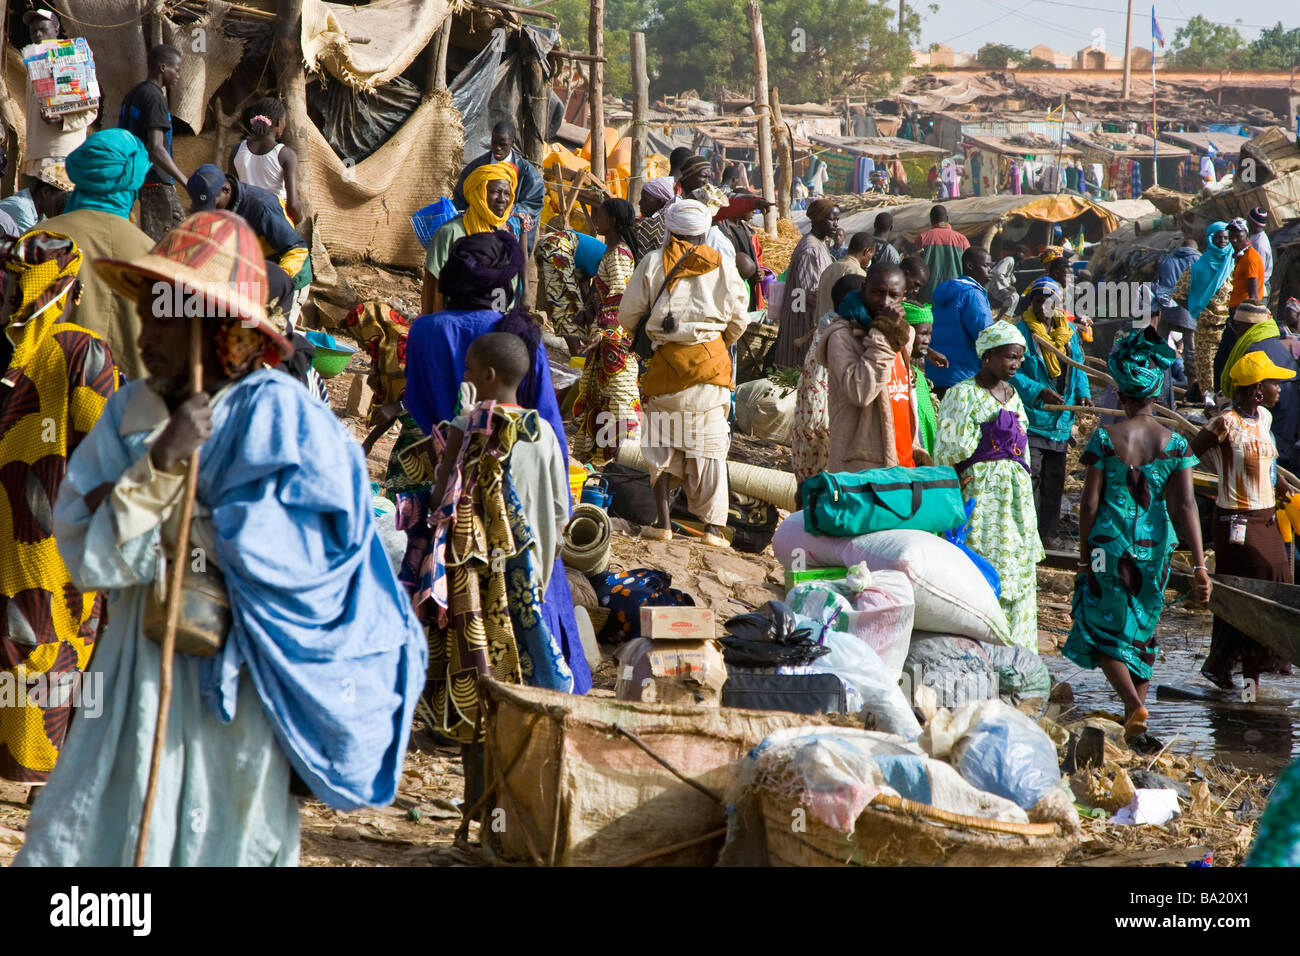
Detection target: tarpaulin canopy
<box><xmin>301</xmin><ymin>0</ymin><xmax>459</xmax><ymax>90</ymax></box>
<box><xmin>815</xmin><ymin>193</ymin><xmax>1121</xmax><ymax>243</ymax></box>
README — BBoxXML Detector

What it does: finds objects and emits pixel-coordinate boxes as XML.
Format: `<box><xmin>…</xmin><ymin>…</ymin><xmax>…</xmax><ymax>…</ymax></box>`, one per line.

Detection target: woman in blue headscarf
<box><xmin>1173</xmin><ymin>221</ymin><xmax>1235</xmax><ymax>401</ymax></box>
<box><xmin>1064</xmin><ymin>328</ymin><xmax>1211</xmax><ymax>748</ymax></box>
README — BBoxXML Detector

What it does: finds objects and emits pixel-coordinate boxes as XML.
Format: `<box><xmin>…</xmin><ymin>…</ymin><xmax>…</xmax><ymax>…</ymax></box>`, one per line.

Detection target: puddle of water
<box><xmin>1044</xmin><ymin>606</ymin><xmax>1300</xmax><ymax>776</ymax></box>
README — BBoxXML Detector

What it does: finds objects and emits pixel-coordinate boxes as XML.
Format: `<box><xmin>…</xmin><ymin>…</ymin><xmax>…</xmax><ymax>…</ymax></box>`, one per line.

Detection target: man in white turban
<box><xmin>618</xmin><ymin>199</ymin><xmax>750</xmax><ymax>548</ymax></box>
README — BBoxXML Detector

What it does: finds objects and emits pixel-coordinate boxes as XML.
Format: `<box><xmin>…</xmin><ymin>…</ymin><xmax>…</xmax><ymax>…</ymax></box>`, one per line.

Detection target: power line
<box><xmin>935</xmin><ymin>0</ymin><xmax>1040</xmax><ymax>45</ymax></box>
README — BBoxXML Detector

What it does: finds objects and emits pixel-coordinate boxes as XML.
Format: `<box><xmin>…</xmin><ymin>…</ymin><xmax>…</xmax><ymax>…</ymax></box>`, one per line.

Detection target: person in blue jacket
<box><xmin>927</xmin><ymin>246</ymin><xmax>994</xmax><ymax>395</ymax></box>
<box><xmin>453</xmin><ymin>120</ymin><xmax>545</xmax><ymax>248</ymax></box>
<box><xmin>1013</xmin><ymin>276</ymin><xmax>1093</xmax><ymax>544</ymax></box>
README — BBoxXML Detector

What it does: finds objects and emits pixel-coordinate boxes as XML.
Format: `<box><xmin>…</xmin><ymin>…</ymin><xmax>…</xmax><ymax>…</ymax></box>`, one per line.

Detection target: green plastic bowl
<box><xmin>304</xmin><ymin>330</ymin><xmax>357</xmax><ymax>378</ymax></box>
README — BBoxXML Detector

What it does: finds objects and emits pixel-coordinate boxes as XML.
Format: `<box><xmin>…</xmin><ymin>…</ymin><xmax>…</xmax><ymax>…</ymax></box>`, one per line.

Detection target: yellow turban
<box><xmin>463</xmin><ymin>161</ymin><xmax>518</xmax><ymax>235</ymax></box>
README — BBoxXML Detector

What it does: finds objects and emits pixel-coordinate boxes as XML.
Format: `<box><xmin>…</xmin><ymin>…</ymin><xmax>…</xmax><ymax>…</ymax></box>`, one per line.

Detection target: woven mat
<box><xmin>302</xmin><ymin>0</ymin><xmax>458</xmax><ymax>91</ymax></box>
<box><xmin>306</xmin><ymin>88</ymin><xmax>464</xmax><ymax>267</ymax></box>
<box><xmin>162</xmin><ymin>3</ymin><xmax>247</xmax><ymax>133</ymax></box>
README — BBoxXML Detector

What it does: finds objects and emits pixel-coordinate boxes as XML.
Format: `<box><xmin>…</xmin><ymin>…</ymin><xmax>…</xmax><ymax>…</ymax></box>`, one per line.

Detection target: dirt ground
<box><xmin>0</xmin><ymin>275</ymin><xmax>1280</xmax><ymax>868</ymax></box>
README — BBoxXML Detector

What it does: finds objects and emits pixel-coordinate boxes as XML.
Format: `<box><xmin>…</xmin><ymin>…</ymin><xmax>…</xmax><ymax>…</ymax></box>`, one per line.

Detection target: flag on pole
<box><xmin>1151</xmin><ymin>7</ymin><xmax>1165</xmax><ymax>48</ymax></box>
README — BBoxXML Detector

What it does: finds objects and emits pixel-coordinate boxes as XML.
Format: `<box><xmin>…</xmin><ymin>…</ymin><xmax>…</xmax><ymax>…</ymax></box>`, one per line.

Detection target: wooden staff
<box><xmin>134</xmin><ymin>315</ymin><xmax>204</xmax><ymax>867</ymax></box>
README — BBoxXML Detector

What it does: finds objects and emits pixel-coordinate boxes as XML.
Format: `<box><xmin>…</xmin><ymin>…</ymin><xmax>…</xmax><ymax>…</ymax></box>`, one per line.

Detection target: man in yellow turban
<box><xmin>421</xmin><ymin>161</ymin><xmax>519</xmax><ymax>314</ymax></box>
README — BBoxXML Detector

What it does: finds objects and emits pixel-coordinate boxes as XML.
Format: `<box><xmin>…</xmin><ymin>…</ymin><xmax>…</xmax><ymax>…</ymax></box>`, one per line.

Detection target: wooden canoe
<box><xmin>1207</xmin><ymin>574</ymin><xmax>1300</xmax><ymax>667</ymax></box>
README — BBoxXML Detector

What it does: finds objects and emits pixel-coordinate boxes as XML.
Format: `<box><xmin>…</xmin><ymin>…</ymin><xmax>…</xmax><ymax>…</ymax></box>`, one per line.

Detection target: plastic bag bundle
<box><xmin>902</xmin><ymin>634</ymin><xmax>999</xmax><ymax>710</ymax></box>
<box><xmin>984</xmin><ymin>644</ymin><xmax>1051</xmax><ymax>701</ymax></box>
<box><xmin>928</xmin><ymin>701</ymin><xmax>1064</xmax><ymax>811</ymax></box>
<box><xmin>785</xmin><ymin>570</ymin><xmax>915</xmax><ymax>681</ymax></box>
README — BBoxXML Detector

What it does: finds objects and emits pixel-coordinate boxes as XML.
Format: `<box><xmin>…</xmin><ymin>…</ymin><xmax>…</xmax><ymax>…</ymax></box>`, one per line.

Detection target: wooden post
<box><xmin>587</xmin><ymin>0</ymin><xmax>606</xmax><ymax>185</ymax></box>
<box><xmin>276</xmin><ymin>0</ymin><xmax>314</xmax><ymax>239</ymax></box>
<box><xmin>771</xmin><ymin>85</ymin><xmax>792</xmax><ymax>221</ymax></box>
<box><xmin>746</xmin><ymin>0</ymin><xmax>776</xmax><ymax>237</ymax></box>
<box><xmin>426</xmin><ymin>19</ymin><xmax>452</xmax><ymax>93</ymax></box>
<box><xmin>1120</xmin><ymin>0</ymin><xmax>1133</xmax><ymax>100</ymax></box>
<box><xmin>629</xmin><ymin>31</ymin><xmax>648</xmax><ymax>206</ymax></box>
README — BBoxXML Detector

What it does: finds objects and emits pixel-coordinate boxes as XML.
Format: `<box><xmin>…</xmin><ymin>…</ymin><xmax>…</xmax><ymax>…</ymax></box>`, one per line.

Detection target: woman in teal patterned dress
<box><xmin>1064</xmin><ymin>328</ymin><xmax>1211</xmax><ymax>743</ymax></box>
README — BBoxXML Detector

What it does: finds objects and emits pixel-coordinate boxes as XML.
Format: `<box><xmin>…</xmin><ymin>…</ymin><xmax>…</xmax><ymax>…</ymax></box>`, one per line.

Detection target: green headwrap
<box><xmin>903</xmin><ymin>301</ymin><xmax>933</xmax><ymax>326</ymax></box>
<box><xmin>64</xmin><ymin>129</ymin><xmax>151</xmax><ymax>220</ymax></box>
<box><xmin>1108</xmin><ymin>327</ymin><xmax>1175</xmax><ymax>400</ymax></box>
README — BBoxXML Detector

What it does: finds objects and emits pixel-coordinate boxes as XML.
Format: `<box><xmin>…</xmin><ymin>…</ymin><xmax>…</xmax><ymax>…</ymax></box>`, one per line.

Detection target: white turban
<box><xmin>641</xmin><ymin>176</ymin><xmax>676</xmax><ymax>204</ymax></box>
<box><xmin>664</xmin><ymin>198</ymin><xmax>712</xmax><ymax>237</ymax></box>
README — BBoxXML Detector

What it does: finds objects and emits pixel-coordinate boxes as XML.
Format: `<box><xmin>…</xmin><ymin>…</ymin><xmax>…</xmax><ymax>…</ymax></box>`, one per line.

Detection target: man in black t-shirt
<box><xmin>119</xmin><ymin>43</ymin><xmax>188</xmax><ymax>240</ymax></box>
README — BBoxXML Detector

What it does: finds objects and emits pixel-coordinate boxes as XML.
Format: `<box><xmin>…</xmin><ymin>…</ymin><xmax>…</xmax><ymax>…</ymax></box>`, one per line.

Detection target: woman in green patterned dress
<box><xmin>933</xmin><ymin>320</ymin><xmax>1044</xmax><ymax>649</ymax></box>
<box><xmin>1063</xmin><ymin>328</ymin><xmax>1211</xmax><ymax>743</ymax></box>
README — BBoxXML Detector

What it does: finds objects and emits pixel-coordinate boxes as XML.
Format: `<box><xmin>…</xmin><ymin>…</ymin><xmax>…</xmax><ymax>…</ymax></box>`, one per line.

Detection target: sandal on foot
<box><xmin>640</xmin><ymin>525</ymin><xmax>672</xmax><ymax>541</ymax></box>
<box><xmin>699</xmin><ymin>532</ymin><xmax>731</xmax><ymax>549</ymax></box>
<box><xmin>1123</xmin><ymin>705</ymin><xmax>1149</xmax><ymax>739</ymax></box>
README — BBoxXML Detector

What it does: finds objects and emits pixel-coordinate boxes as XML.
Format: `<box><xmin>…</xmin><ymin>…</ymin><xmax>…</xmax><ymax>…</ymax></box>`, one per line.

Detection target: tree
<box><xmin>647</xmin><ymin>0</ymin><xmax>921</xmax><ymax>102</ymax></box>
<box><xmin>544</xmin><ymin>0</ymin><xmax>656</xmax><ymax>99</ymax></box>
<box><xmin>976</xmin><ymin>43</ymin><xmax>1024</xmax><ymax>68</ymax></box>
<box><xmin>1246</xmin><ymin>21</ymin><xmax>1300</xmax><ymax>70</ymax></box>
<box><xmin>1166</xmin><ymin>15</ymin><xmax>1246</xmax><ymax>70</ymax></box>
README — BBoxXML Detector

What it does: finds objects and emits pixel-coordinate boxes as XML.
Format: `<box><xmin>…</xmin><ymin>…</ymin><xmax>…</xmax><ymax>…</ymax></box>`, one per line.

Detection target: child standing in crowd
<box><xmin>933</xmin><ymin>321</ymin><xmax>1044</xmax><ymax>649</ymax></box>
<box><xmin>231</xmin><ymin>97</ymin><xmax>300</xmax><ymax>224</ymax></box>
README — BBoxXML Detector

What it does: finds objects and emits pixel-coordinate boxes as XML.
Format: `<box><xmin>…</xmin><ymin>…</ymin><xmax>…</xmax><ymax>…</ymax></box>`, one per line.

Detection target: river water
<box><xmin>1044</xmin><ymin>604</ymin><xmax>1300</xmax><ymax>776</ymax></box>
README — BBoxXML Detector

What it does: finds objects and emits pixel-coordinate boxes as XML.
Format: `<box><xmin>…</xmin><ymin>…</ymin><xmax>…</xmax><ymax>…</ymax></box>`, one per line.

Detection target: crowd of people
<box><xmin>0</xmin><ymin>5</ymin><xmax>1296</xmax><ymax>867</ymax></box>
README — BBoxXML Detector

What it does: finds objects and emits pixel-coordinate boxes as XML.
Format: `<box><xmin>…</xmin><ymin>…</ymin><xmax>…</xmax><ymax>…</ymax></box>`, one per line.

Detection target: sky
<box><xmin>916</xmin><ymin>0</ymin><xmax>1293</xmax><ymax>56</ymax></box>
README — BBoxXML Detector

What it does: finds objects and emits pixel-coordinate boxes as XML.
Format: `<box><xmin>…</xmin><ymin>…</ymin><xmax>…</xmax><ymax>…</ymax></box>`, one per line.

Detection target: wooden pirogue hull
<box><xmin>1208</xmin><ymin>574</ymin><xmax>1300</xmax><ymax>667</ymax></box>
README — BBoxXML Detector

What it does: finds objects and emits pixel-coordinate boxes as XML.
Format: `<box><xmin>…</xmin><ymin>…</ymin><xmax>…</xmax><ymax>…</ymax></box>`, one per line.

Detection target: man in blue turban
<box><xmin>38</xmin><ymin>128</ymin><xmax>155</xmax><ymax>380</ymax></box>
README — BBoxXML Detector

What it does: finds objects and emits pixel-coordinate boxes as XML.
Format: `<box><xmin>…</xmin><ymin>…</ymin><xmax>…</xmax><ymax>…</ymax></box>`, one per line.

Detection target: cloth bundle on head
<box><xmin>641</xmin><ymin>176</ymin><xmax>676</xmax><ymax>205</ymax></box>
<box><xmin>976</xmin><ymin>319</ymin><xmax>1025</xmax><ymax>356</ymax></box>
<box><xmin>1228</xmin><ymin>217</ymin><xmax>1249</xmax><ymax>234</ymax></box>
<box><xmin>1187</xmin><ymin>221</ymin><xmax>1234</xmax><ymax>320</ymax></box>
<box><xmin>63</xmin><ymin>129</ymin><xmax>151</xmax><ymax>220</ymax></box>
<box><xmin>664</xmin><ymin>198</ymin><xmax>712</xmax><ymax>238</ymax></box>
<box><xmin>439</xmin><ymin>230</ymin><xmax>524</xmax><ymax>305</ymax></box>
<box><xmin>2</xmin><ymin>231</ymin><xmax>81</xmax><ymax>329</ymax></box>
<box><xmin>807</xmin><ymin>198</ymin><xmax>836</xmax><ymax>223</ymax></box>
<box><xmin>462</xmin><ymin>161</ymin><xmax>517</xmax><ymax>235</ymax></box>
<box><xmin>1022</xmin><ymin>274</ymin><xmax>1070</xmax><ymax>375</ymax></box>
<box><xmin>1108</xmin><ymin>327</ymin><xmax>1176</xmax><ymax>400</ymax></box>
<box><xmin>1039</xmin><ymin>245</ymin><xmax>1065</xmax><ymax>265</ymax></box>
<box><xmin>902</xmin><ymin>301</ymin><xmax>933</xmax><ymax>326</ymax></box>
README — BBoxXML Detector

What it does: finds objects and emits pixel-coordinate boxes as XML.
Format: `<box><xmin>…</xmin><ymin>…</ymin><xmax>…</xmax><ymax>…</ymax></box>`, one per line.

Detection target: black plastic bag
<box><xmin>723</xmin><ymin>601</ymin><xmax>813</xmax><ymax>646</ymax></box>
<box><xmin>718</xmin><ymin>637</ymin><xmax>831</xmax><ymax>668</ymax></box>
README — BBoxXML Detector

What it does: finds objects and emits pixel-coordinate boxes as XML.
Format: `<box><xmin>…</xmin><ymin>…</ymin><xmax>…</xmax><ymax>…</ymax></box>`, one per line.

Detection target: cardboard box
<box><xmin>615</xmin><ymin>638</ymin><xmax>727</xmax><ymax>706</ymax></box>
<box><xmin>640</xmin><ymin>606</ymin><xmax>716</xmax><ymax>641</ymax></box>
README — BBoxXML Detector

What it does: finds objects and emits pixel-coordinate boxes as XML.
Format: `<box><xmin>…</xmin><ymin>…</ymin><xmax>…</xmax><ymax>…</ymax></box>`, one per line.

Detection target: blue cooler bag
<box><xmin>800</xmin><ymin>466</ymin><xmax>966</xmax><ymax>537</ymax></box>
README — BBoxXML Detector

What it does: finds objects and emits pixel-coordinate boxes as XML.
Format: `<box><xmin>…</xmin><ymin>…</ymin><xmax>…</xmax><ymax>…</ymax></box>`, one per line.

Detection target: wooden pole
<box><xmin>1120</xmin><ymin>0</ymin><xmax>1133</xmax><ymax>100</ymax></box>
<box><xmin>275</xmin><ymin>0</ymin><xmax>314</xmax><ymax>239</ymax></box>
<box><xmin>771</xmin><ymin>85</ymin><xmax>792</xmax><ymax>221</ymax></box>
<box><xmin>134</xmin><ymin>316</ymin><xmax>204</xmax><ymax>867</ymax></box>
<box><xmin>426</xmin><ymin>19</ymin><xmax>452</xmax><ymax>94</ymax></box>
<box><xmin>587</xmin><ymin>0</ymin><xmax>606</xmax><ymax>185</ymax></box>
<box><xmin>629</xmin><ymin>31</ymin><xmax>648</xmax><ymax>207</ymax></box>
<box><xmin>746</xmin><ymin>0</ymin><xmax>776</xmax><ymax>237</ymax></box>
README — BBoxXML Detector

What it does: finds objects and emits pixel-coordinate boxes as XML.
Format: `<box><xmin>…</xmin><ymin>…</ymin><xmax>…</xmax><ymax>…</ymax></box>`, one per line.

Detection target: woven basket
<box><xmin>760</xmin><ymin>792</ymin><xmax>1072</xmax><ymax>867</ymax></box>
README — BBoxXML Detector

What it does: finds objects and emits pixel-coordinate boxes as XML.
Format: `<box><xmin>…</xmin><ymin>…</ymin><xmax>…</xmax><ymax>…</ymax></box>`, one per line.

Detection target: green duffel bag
<box><xmin>799</xmin><ymin>466</ymin><xmax>966</xmax><ymax>537</ymax></box>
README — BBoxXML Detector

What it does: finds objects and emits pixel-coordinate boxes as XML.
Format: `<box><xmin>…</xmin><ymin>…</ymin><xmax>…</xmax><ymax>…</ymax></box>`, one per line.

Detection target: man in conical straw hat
<box><xmin>15</xmin><ymin>211</ymin><xmax>427</xmax><ymax>866</ymax></box>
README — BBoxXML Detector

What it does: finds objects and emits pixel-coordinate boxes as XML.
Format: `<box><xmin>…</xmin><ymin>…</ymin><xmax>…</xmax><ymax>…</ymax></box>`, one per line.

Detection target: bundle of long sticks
<box><xmin>133</xmin><ymin>315</ymin><xmax>203</xmax><ymax>867</ymax></box>
<box><xmin>1032</xmin><ymin>332</ymin><xmax>1300</xmax><ymax>487</ymax></box>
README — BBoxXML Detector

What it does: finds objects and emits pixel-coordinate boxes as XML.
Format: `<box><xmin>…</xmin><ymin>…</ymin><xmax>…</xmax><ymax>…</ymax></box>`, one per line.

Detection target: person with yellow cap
<box><xmin>421</xmin><ymin>160</ymin><xmax>520</xmax><ymax>315</ymax></box>
<box><xmin>1191</xmin><ymin>350</ymin><xmax>1299</xmax><ymax>692</ymax></box>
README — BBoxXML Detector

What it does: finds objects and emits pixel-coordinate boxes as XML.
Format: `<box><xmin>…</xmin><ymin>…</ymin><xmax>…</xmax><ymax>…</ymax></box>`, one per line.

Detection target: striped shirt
<box><xmin>1208</xmin><ymin>407</ymin><xmax>1277</xmax><ymax>511</ymax></box>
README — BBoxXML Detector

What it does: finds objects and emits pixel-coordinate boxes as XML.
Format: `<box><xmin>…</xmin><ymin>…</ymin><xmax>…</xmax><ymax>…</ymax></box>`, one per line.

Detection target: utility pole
<box><xmin>588</xmin><ymin>0</ymin><xmax>606</xmax><ymax>184</ymax></box>
<box><xmin>746</xmin><ymin>0</ymin><xmax>777</xmax><ymax>236</ymax></box>
<box><xmin>1121</xmin><ymin>0</ymin><xmax>1134</xmax><ymax>100</ymax></box>
<box><xmin>629</xmin><ymin>31</ymin><xmax>649</xmax><ymax>206</ymax></box>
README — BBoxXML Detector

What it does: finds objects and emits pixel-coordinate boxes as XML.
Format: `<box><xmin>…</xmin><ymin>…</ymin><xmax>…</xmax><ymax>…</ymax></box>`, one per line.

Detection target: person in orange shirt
<box><xmin>1227</xmin><ymin>217</ymin><xmax>1266</xmax><ymax>315</ymax></box>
